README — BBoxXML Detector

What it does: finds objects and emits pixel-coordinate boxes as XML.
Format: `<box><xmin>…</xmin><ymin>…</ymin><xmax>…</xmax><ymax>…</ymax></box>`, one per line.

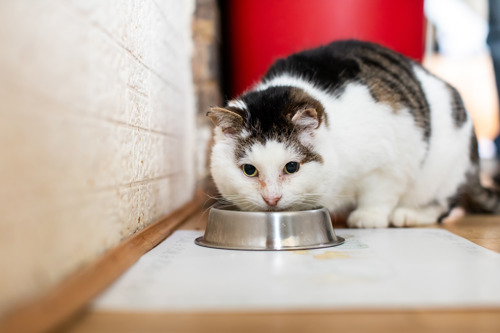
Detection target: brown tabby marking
<box><xmin>447</xmin><ymin>84</ymin><xmax>468</xmax><ymax>127</ymax></box>
<box><xmin>355</xmin><ymin>44</ymin><xmax>431</xmax><ymax>139</ymax></box>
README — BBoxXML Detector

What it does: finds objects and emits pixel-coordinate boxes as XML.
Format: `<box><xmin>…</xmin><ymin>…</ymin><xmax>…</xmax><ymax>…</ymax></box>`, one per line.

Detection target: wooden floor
<box><xmin>60</xmin><ymin>212</ymin><xmax>500</xmax><ymax>333</ymax></box>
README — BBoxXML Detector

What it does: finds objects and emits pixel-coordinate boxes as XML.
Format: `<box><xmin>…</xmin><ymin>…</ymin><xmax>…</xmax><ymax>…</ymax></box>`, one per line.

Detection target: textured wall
<box><xmin>0</xmin><ymin>0</ymin><xmax>195</xmax><ymax>316</ymax></box>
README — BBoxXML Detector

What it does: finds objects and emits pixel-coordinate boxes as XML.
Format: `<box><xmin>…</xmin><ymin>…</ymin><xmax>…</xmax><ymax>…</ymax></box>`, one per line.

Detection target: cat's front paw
<box><xmin>390</xmin><ymin>207</ymin><xmax>439</xmax><ymax>227</ymax></box>
<box><xmin>347</xmin><ymin>209</ymin><xmax>390</xmax><ymax>228</ymax></box>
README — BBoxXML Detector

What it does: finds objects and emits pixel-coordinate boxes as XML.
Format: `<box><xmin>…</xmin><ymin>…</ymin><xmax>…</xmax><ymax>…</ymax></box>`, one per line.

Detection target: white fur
<box><xmin>227</xmin><ymin>99</ymin><xmax>248</xmax><ymax>110</ymax></box>
<box><xmin>210</xmin><ymin>71</ymin><xmax>475</xmax><ymax>227</ymax></box>
<box><xmin>211</xmin><ymin>138</ymin><xmax>324</xmax><ymax>210</ymax></box>
<box><xmin>391</xmin><ymin>66</ymin><xmax>474</xmax><ymax>226</ymax></box>
<box><xmin>239</xmin><ymin>129</ymin><xmax>251</xmax><ymax>139</ymax></box>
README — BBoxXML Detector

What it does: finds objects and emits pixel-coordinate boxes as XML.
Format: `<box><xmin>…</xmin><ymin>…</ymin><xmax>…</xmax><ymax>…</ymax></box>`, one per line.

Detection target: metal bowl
<box><xmin>195</xmin><ymin>206</ymin><xmax>344</xmax><ymax>251</ymax></box>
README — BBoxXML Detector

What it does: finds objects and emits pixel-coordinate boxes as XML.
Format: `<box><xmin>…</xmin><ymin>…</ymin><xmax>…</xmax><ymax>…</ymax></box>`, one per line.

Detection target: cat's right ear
<box><xmin>291</xmin><ymin>108</ymin><xmax>319</xmax><ymax>130</ymax></box>
<box><xmin>207</xmin><ymin>107</ymin><xmax>244</xmax><ymax>138</ymax></box>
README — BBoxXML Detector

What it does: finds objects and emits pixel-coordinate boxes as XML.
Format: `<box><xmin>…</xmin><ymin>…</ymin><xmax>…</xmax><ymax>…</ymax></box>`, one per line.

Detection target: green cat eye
<box><xmin>242</xmin><ymin>164</ymin><xmax>258</xmax><ymax>177</ymax></box>
<box><xmin>284</xmin><ymin>161</ymin><xmax>300</xmax><ymax>174</ymax></box>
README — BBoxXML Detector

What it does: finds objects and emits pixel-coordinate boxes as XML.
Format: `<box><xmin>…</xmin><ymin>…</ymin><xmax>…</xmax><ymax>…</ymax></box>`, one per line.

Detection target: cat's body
<box><xmin>209</xmin><ymin>40</ymin><xmax>499</xmax><ymax>228</ymax></box>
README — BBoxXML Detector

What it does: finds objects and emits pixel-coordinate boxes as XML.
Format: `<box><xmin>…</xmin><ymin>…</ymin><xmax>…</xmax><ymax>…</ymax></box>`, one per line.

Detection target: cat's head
<box><xmin>208</xmin><ymin>86</ymin><xmax>328</xmax><ymax>211</ymax></box>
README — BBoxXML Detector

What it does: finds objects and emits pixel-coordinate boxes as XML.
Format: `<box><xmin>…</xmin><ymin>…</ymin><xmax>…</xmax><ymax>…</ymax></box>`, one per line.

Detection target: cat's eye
<box><xmin>242</xmin><ymin>164</ymin><xmax>258</xmax><ymax>177</ymax></box>
<box><xmin>284</xmin><ymin>161</ymin><xmax>300</xmax><ymax>174</ymax></box>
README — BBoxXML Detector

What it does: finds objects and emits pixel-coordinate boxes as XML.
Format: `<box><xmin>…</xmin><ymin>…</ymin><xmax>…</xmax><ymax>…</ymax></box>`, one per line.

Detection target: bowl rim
<box><xmin>209</xmin><ymin>205</ymin><xmax>328</xmax><ymax>216</ymax></box>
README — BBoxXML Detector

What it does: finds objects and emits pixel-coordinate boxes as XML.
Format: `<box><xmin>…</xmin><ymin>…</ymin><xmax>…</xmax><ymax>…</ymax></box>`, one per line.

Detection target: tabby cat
<box><xmin>208</xmin><ymin>40</ymin><xmax>498</xmax><ymax>228</ymax></box>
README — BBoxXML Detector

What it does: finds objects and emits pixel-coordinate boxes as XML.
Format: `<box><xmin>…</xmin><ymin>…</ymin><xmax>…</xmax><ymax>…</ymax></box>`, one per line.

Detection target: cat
<box><xmin>207</xmin><ymin>39</ymin><xmax>499</xmax><ymax>228</ymax></box>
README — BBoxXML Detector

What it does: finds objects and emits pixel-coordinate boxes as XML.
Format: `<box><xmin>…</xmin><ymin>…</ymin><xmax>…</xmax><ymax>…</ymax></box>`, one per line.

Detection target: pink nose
<box><xmin>263</xmin><ymin>196</ymin><xmax>281</xmax><ymax>207</ymax></box>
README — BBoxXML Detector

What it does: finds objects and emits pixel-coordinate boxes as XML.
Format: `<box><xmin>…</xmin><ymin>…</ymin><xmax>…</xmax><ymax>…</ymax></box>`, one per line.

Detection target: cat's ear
<box><xmin>207</xmin><ymin>107</ymin><xmax>244</xmax><ymax>137</ymax></box>
<box><xmin>291</xmin><ymin>108</ymin><xmax>319</xmax><ymax>130</ymax></box>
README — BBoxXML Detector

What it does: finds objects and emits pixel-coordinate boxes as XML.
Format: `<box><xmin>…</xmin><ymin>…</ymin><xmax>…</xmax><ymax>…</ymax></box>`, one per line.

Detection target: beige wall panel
<box><xmin>0</xmin><ymin>0</ymin><xmax>195</xmax><ymax>316</ymax></box>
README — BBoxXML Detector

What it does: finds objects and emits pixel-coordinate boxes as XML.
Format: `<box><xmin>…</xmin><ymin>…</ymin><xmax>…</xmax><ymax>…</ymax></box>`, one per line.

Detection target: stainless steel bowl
<box><xmin>195</xmin><ymin>206</ymin><xmax>344</xmax><ymax>251</ymax></box>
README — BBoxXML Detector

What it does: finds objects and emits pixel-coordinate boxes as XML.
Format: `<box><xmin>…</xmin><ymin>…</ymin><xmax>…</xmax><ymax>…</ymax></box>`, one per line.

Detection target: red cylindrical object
<box><xmin>226</xmin><ymin>0</ymin><xmax>425</xmax><ymax>97</ymax></box>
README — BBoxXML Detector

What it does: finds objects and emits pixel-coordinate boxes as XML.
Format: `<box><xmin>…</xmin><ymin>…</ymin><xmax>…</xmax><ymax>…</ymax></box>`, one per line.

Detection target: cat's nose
<box><xmin>263</xmin><ymin>195</ymin><xmax>281</xmax><ymax>207</ymax></box>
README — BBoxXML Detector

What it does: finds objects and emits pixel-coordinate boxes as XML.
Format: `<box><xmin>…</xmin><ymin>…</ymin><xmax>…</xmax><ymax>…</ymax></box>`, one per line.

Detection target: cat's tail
<box><xmin>460</xmin><ymin>173</ymin><xmax>500</xmax><ymax>214</ymax></box>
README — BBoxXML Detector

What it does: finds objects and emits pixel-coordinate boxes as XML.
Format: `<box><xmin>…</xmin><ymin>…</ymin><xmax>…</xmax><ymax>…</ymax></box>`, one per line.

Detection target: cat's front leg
<box><xmin>390</xmin><ymin>204</ymin><xmax>447</xmax><ymax>227</ymax></box>
<box><xmin>347</xmin><ymin>172</ymin><xmax>405</xmax><ymax>228</ymax></box>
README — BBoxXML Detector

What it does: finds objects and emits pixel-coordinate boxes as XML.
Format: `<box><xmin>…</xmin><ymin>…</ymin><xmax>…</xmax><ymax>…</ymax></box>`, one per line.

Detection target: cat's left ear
<box><xmin>207</xmin><ymin>107</ymin><xmax>244</xmax><ymax>137</ymax></box>
<box><xmin>291</xmin><ymin>108</ymin><xmax>319</xmax><ymax>130</ymax></box>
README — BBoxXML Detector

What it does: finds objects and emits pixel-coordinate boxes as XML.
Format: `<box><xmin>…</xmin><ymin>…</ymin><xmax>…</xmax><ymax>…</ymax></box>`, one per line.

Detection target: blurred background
<box><xmin>219</xmin><ymin>0</ymin><xmax>498</xmax><ymax>159</ymax></box>
<box><xmin>0</xmin><ymin>0</ymin><xmax>498</xmax><ymax>328</ymax></box>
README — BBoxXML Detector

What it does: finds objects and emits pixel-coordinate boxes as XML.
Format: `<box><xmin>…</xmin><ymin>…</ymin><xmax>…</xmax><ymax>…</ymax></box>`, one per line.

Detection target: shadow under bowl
<box><xmin>195</xmin><ymin>206</ymin><xmax>344</xmax><ymax>251</ymax></box>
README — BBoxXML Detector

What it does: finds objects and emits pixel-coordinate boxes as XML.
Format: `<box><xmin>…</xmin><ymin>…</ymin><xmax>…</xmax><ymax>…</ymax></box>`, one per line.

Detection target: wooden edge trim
<box><xmin>0</xmin><ymin>190</ymin><xmax>206</xmax><ymax>333</ymax></box>
<box><xmin>69</xmin><ymin>309</ymin><xmax>500</xmax><ymax>333</ymax></box>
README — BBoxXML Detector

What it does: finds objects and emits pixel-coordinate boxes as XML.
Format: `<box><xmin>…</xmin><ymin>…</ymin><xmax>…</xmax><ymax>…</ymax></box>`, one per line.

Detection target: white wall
<box><xmin>0</xmin><ymin>0</ymin><xmax>195</xmax><ymax>316</ymax></box>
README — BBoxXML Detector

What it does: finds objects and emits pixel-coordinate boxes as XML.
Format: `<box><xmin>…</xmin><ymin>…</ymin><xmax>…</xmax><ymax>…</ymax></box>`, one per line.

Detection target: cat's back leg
<box><xmin>396</xmin><ymin>66</ymin><xmax>476</xmax><ymax>225</ymax></box>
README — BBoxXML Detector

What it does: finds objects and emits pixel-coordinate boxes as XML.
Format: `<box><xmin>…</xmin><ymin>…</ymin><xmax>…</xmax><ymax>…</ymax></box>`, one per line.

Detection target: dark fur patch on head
<box><xmin>231</xmin><ymin>86</ymin><xmax>325</xmax><ymax>163</ymax></box>
<box><xmin>289</xmin><ymin>88</ymin><xmax>328</xmax><ymax>127</ymax></box>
